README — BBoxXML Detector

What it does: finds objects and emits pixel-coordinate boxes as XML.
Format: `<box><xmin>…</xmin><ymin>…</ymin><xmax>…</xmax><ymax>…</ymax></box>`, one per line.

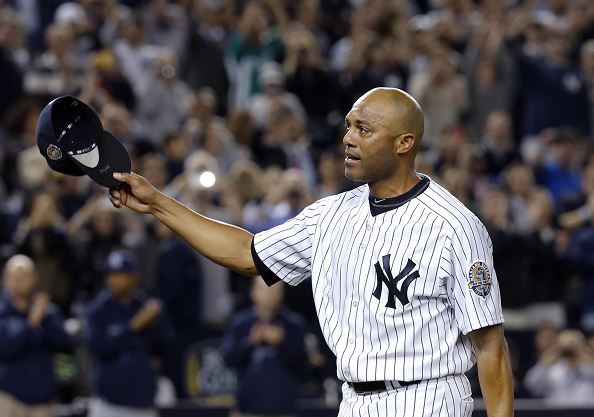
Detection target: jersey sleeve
<box><xmin>251</xmin><ymin>202</ymin><xmax>320</xmax><ymax>287</ymax></box>
<box><xmin>446</xmin><ymin>219</ymin><xmax>504</xmax><ymax>335</ymax></box>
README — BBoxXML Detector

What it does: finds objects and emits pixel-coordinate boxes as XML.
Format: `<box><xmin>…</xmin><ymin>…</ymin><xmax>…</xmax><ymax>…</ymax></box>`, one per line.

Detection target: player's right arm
<box><xmin>109</xmin><ymin>172</ymin><xmax>258</xmax><ymax>277</ymax></box>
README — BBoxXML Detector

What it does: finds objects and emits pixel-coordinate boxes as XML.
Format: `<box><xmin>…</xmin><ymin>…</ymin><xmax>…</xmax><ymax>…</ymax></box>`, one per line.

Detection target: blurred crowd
<box><xmin>0</xmin><ymin>0</ymin><xmax>594</xmax><ymax>412</ymax></box>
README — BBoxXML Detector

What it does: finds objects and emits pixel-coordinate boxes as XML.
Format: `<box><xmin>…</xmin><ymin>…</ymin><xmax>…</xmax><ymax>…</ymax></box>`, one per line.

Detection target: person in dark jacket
<box><xmin>0</xmin><ymin>8</ymin><xmax>24</xmax><ymax>122</ymax></box>
<box><xmin>0</xmin><ymin>254</ymin><xmax>73</xmax><ymax>417</ymax></box>
<box><xmin>221</xmin><ymin>277</ymin><xmax>308</xmax><ymax>417</ymax></box>
<box><xmin>85</xmin><ymin>249</ymin><xmax>174</xmax><ymax>417</ymax></box>
<box><xmin>154</xmin><ymin>221</ymin><xmax>202</xmax><ymax>398</ymax></box>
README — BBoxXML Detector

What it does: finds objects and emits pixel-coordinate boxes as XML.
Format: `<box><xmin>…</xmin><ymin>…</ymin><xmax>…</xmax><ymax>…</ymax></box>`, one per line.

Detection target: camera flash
<box><xmin>199</xmin><ymin>171</ymin><xmax>216</xmax><ymax>188</ymax></box>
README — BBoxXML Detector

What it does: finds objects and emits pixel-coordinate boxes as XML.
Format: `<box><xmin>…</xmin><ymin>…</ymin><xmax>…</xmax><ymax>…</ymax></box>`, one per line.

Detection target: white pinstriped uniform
<box><xmin>251</xmin><ymin>175</ymin><xmax>504</xmax><ymax>416</ymax></box>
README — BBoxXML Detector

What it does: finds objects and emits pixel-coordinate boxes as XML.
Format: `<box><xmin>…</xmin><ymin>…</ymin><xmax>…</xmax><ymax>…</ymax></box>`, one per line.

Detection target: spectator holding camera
<box><xmin>0</xmin><ymin>254</ymin><xmax>73</xmax><ymax>417</ymax></box>
<box><xmin>14</xmin><ymin>191</ymin><xmax>72</xmax><ymax>313</ymax></box>
<box><xmin>524</xmin><ymin>328</ymin><xmax>594</xmax><ymax>403</ymax></box>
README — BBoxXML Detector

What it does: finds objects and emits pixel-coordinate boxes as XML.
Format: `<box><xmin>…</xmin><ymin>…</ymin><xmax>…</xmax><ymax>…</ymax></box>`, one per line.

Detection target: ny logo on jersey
<box><xmin>373</xmin><ymin>255</ymin><xmax>420</xmax><ymax>308</ymax></box>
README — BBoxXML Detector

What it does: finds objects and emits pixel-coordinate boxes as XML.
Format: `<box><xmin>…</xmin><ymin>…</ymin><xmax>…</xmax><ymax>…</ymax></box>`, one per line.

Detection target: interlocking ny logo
<box><xmin>373</xmin><ymin>255</ymin><xmax>419</xmax><ymax>308</ymax></box>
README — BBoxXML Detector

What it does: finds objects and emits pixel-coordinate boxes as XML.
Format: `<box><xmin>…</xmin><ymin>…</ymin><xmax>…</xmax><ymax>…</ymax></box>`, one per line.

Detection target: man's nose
<box><xmin>343</xmin><ymin>130</ymin><xmax>356</xmax><ymax>147</ymax></box>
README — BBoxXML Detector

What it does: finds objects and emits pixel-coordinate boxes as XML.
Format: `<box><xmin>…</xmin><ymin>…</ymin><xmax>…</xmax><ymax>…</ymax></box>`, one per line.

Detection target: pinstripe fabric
<box><xmin>252</xmin><ymin>176</ymin><xmax>503</xmax><ymax>416</ymax></box>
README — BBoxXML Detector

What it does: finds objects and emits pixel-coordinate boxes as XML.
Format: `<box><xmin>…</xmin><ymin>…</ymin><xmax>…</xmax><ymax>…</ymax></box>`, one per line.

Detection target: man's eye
<box><xmin>360</xmin><ymin>127</ymin><xmax>369</xmax><ymax>134</ymax></box>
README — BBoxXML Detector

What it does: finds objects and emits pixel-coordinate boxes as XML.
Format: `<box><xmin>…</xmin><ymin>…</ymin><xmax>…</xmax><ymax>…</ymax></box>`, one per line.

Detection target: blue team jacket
<box><xmin>221</xmin><ymin>307</ymin><xmax>308</xmax><ymax>415</ymax></box>
<box><xmin>0</xmin><ymin>296</ymin><xmax>73</xmax><ymax>404</ymax></box>
<box><xmin>85</xmin><ymin>290</ymin><xmax>174</xmax><ymax>408</ymax></box>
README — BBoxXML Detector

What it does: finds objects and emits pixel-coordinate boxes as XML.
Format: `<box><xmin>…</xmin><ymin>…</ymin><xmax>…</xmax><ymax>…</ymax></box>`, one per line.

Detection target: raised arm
<box><xmin>109</xmin><ymin>172</ymin><xmax>258</xmax><ymax>277</ymax></box>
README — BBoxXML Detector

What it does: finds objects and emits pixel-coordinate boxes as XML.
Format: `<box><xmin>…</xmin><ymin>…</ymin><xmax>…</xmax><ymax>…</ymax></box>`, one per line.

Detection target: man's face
<box><xmin>106</xmin><ymin>272</ymin><xmax>137</xmax><ymax>299</ymax></box>
<box><xmin>93</xmin><ymin>209</ymin><xmax>117</xmax><ymax>237</ymax></box>
<box><xmin>342</xmin><ymin>95</ymin><xmax>399</xmax><ymax>184</ymax></box>
<box><xmin>3</xmin><ymin>266</ymin><xmax>37</xmax><ymax>299</ymax></box>
<box><xmin>546</xmin><ymin>35</ymin><xmax>572</xmax><ymax>65</ymax></box>
<box><xmin>251</xmin><ymin>278</ymin><xmax>283</xmax><ymax>312</ymax></box>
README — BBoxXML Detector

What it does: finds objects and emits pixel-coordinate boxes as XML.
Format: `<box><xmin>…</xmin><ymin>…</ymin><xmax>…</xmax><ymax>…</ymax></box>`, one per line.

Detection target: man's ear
<box><xmin>395</xmin><ymin>133</ymin><xmax>416</xmax><ymax>155</ymax></box>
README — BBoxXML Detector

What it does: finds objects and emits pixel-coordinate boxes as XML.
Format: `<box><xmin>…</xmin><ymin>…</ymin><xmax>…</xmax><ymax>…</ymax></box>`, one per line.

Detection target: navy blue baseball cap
<box><xmin>106</xmin><ymin>249</ymin><xmax>139</xmax><ymax>274</ymax></box>
<box><xmin>36</xmin><ymin>96</ymin><xmax>131</xmax><ymax>188</ymax></box>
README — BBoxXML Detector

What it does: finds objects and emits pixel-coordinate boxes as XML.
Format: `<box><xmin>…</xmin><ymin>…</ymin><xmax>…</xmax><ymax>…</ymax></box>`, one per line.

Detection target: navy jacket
<box><xmin>517</xmin><ymin>51</ymin><xmax>591</xmax><ymax>137</ymax></box>
<box><xmin>0</xmin><ymin>296</ymin><xmax>73</xmax><ymax>404</ymax></box>
<box><xmin>156</xmin><ymin>237</ymin><xmax>201</xmax><ymax>327</ymax></box>
<box><xmin>221</xmin><ymin>307</ymin><xmax>308</xmax><ymax>415</ymax></box>
<box><xmin>85</xmin><ymin>290</ymin><xmax>174</xmax><ymax>408</ymax></box>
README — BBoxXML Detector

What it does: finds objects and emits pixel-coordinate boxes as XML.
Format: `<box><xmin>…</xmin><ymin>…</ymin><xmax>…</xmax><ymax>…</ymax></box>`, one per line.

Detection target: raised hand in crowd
<box><xmin>27</xmin><ymin>291</ymin><xmax>50</xmax><ymax>328</ymax></box>
<box><xmin>249</xmin><ymin>321</ymin><xmax>285</xmax><ymax>346</ymax></box>
<box><xmin>129</xmin><ymin>298</ymin><xmax>163</xmax><ymax>332</ymax></box>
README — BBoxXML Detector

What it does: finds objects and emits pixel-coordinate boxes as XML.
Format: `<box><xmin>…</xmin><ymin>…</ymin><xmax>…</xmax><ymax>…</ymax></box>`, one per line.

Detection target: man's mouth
<box><xmin>345</xmin><ymin>151</ymin><xmax>360</xmax><ymax>163</ymax></box>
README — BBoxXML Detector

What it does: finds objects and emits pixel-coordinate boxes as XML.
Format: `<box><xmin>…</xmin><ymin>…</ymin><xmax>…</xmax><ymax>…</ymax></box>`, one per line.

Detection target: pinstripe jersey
<box><xmin>251</xmin><ymin>174</ymin><xmax>504</xmax><ymax>383</ymax></box>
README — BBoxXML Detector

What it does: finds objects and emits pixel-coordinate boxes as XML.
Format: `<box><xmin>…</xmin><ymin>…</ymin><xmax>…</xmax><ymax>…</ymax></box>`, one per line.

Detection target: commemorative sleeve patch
<box><xmin>468</xmin><ymin>261</ymin><xmax>492</xmax><ymax>297</ymax></box>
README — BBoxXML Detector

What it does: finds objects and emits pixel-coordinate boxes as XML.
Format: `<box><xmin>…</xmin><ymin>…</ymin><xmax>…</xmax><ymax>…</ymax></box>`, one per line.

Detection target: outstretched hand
<box><xmin>109</xmin><ymin>172</ymin><xmax>159</xmax><ymax>214</ymax></box>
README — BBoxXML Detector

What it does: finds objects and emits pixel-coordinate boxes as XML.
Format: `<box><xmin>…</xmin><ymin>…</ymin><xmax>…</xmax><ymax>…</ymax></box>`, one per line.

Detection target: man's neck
<box><xmin>369</xmin><ymin>169</ymin><xmax>422</xmax><ymax>199</ymax></box>
<box><xmin>113</xmin><ymin>292</ymin><xmax>135</xmax><ymax>304</ymax></box>
<box><xmin>255</xmin><ymin>306</ymin><xmax>278</xmax><ymax>321</ymax></box>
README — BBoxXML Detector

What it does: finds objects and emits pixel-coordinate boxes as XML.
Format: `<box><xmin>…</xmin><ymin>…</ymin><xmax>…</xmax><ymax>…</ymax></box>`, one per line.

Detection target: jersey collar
<box><xmin>368</xmin><ymin>174</ymin><xmax>430</xmax><ymax>216</ymax></box>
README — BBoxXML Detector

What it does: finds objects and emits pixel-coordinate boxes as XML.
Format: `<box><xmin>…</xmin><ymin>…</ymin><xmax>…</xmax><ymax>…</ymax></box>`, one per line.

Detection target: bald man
<box><xmin>109</xmin><ymin>87</ymin><xmax>513</xmax><ymax>417</ymax></box>
<box><xmin>0</xmin><ymin>255</ymin><xmax>73</xmax><ymax>417</ymax></box>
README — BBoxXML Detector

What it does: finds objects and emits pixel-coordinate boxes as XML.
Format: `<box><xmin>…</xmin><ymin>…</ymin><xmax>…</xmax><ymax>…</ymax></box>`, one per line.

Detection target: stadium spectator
<box><xmin>0</xmin><ymin>254</ymin><xmax>73</xmax><ymax>417</ymax></box>
<box><xmin>315</xmin><ymin>151</ymin><xmax>349</xmax><ymax>198</ymax></box>
<box><xmin>178</xmin><ymin>0</ymin><xmax>230</xmax><ymax>107</ymax></box>
<box><xmin>98</xmin><ymin>100</ymin><xmax>143</xmax><ymax>145</ymax></box>
<box><xmin>505</xmin><ymin>163</ymin><xmax>537</xmax><ymax>233</ymax></box>
<box><xmin>13</xmin><ymin>191</ymin><xmax>72</xmax><ymax>312</ymax></box>
<box><xmin>162</xmin><ymin>132</ymin><xmax>190</xmax><ymax>181</ymax></box>
<box><xmin>283</xmin><ymin>26</ymin><xmax>340</xmax><ymax>146</ymax></box>
<box><xmin>185</xmin><ymin>87</ymin><xmax>226</xmax><ymax>143</ymax></box>
<box><xmin>142</xmin><ymin>0</ymin><xmax>189</xmax><ymax>54</ymax></box>
<box><xmin>135</xmin><ymin>51</ymin><xmax>193</xmax><ymax>145</ymax></box>
<box><xmin>409</xmin><ymin>48</ymin><xmax>469</xmax><ymax>146</ymax></box>
<box><xmin>247</xmin><ymin>61</ymin><xmax>306</xmax><ymax>129</ymax></box>
<box><xmin>226</xmin><ymin>1</ymin><xmax>286</xmax><ymax>109</ymax></box>
<box><xmin>153</xmin><ymin>220</ymin><xmax>202</xmax><ymax>398</ymax></box>
<box><xmin>464</xmin><ymin>22</ymin><xmax>516</xmax><ymax>141</ymax></box>
<box><xmin>513</xmin><ymin>28</ymin><xmax>591</xmax><ymax>137</ymax></box>
<box><xmin>479</xmin><ymin>187</ymin><xmax>536</xmax><ymax>309</ymax></box>
<box><xmin>536</xmin><ymin>130</ymin><xmax>583</xmax><ymax>207</ymax></box>
<box><xmin>0</xmin><ymin>7</ymin><xmax>24</xmax><ymax>122</ymax></box>
<box><xmin>24</xmin><ymin>22</ymin><xmax>86</xmax><ymax>97</ymax></box>
<box><xmin>481</xmin><ymin>112</ymin><xmax>520</xmax><ymax>180</ymax></box>
<box><xmin>221</xmin><ymin>277</ymin><xmax>308</xmax><ymax>417</ymax></box>
<box><xmin>84</xmin><ymin>249</ymin><xmax>174</xmax><ymax>417</ymax></box>
<box><xmin>66</xmin><ymin>198</ymin><xmax>133</xmax><ymax>296</ymax></box>
<box><xmin>525</xmin><ymin>328</ymin><xmax>594</xmax><ymax>403</ymax></box>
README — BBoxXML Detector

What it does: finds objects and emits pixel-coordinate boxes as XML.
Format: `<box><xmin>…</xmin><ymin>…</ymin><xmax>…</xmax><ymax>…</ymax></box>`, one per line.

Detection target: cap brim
<box><xmin>69</xmin><ymin>131</ymin><xmax>131</xmax><ymax>188</ymax></box>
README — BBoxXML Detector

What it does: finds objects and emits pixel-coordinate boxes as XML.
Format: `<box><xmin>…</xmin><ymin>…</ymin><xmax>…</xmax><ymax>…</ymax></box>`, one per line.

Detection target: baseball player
<box><xmin>109</xmin><ymin>87</ymin><xmax>513</xmax><ymax>417</ymax></box>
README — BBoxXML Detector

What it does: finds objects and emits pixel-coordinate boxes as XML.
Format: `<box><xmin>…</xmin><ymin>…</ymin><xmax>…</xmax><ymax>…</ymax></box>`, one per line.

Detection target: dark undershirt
<box><xmin>368</xmin><ymin>175</ymin><xmax>430</xmax><ymax>216</ymax></box>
